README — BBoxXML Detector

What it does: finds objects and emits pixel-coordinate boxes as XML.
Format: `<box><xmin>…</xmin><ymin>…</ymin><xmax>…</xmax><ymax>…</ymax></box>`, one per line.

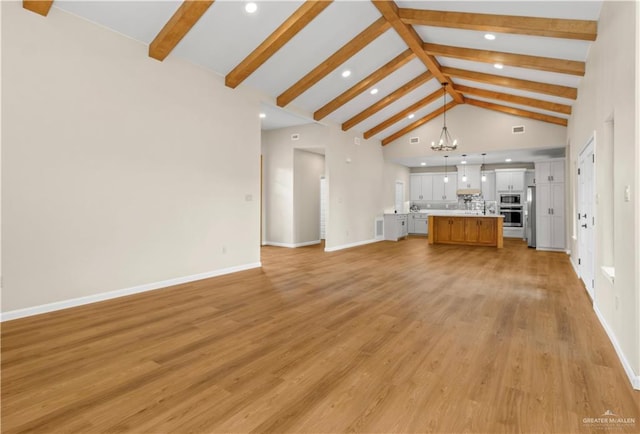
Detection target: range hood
<box><xmin>457</xmin><ymin>188</ymin><xmax>481</xmax><ymax>196</ymax></box>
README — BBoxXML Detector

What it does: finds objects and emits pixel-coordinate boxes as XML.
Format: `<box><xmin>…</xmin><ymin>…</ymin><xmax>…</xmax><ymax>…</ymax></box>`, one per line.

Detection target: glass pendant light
<box><xmin>443</xmin><ymin>155</ymin><xmax>449</xmax><ymax>183</ymax></box>
<box><xmin>461</xmin><ymin>154</ymin><xmax>468</xmax><ymax>182</ymax></box>
<box><xmin>481</xmin><ymin>153</ymin><xmax>487</xmax><ymax>182</ymax></box>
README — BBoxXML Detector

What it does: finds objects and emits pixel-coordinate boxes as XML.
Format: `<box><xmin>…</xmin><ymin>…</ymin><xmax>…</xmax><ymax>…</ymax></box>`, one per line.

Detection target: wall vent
<box><xmin>291</xmin><ymin>133</ymin><xmax>300</xmax><ymax>141</ymax></box>
<box><xmin>375</xmin><ymin>217</ymin><xmax>384</xmax><ymax>240</ymax></box>
<box><xmin>512</xmin><ymin>125</ymin><xmax>525</xmax><ymax>134</ymax></box>
<box><xmin>409</xmin><ymin>137</ymin><xmax>420</xmax><ymax>144</ymax></box>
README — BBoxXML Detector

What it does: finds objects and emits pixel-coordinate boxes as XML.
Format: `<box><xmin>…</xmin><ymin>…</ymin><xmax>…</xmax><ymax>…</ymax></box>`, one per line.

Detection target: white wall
<box><xmin>262</xmin><ymin>123</ymin><xmax>406</xmax><ymax>251</ymax></box>
<box><xmin>261</xmin><ymin>124</ymin><xmax>327</xmax><ymax>246</ymax></box>
<box><xmin>566</xmin><ymin>0</ymin><xmax>639</xmax><ymax>385</ymax></box>
<box><xmin>1</xmin><ymin>3</ymin><xmax>261</xmax><ymax>314</ymax></box>
<box><xmin>294</xmin><ymin>149</ymin><xmax>324</xmax><ymax>244</ymax></box>
<box><xmin>383</xmin><ymin>162</ymin><xmax>410</xmax><ymax>213</ymax></box>
<box><xmin>382</xmin><ymin>104</ymin><xmax>567</xmax><ymax>161</ymax></box>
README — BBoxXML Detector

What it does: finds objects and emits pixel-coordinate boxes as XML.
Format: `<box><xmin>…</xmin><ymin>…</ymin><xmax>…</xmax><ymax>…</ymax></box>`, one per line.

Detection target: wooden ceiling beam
<box><xmin>342</xmin><ymin>71</ymin><xmax>433</xmax><ymax>131</ymax></box>
<box><xmin>371</xmin><ymin>0</ymin><xmax>464</xmax><ymax>104</ymax></box>
<box><xmin>381</xmin><ymin>101</ymin><xmax>458</xmax><ymax>146</ymax></box>
<box><xmin>277</xmin><ymin>17</ymin><xmax>391</xmax><ymax>107</ymax></box>
<box><xmin>364</xmin><ymin>89</ymin><xmax>442</xmax><ymax>139</ymax></box>
<box><xmin>398</xmin><ymin>8</ymin><xmax>597</xmax><ymax>41</ymax></box>
<box><xmin>424</xmin><ymin>43</ymin><xmax>585</xmax><ymax>76</ymax></box>
<box><xmin>23</xmin><ymin>1</ymin><xmax>54</xmax><ymax>16</ymax></box>
<box><xmin>149</xmin><ymin>0</ymin><xmax>214</xmax><ymax>61</ymax></box>
<box><xmin>442</xmin><ymin>66</ymin><xmax>577</xmax><ymax>99</ymax></box>
<box><xmin>466</xmin><ymin>98</ymin><xmax>568</xmax><ymax>126</ymax></box>
<box><xmin>226</xmin><ymin>1</ymin><xmax>332</xmax><ymax>89</ymax></box>
<box><xmin>455</xmin><ymin>84</ymin><xmax>572</xmax><ymax>115</ymax></box>
<box><xmin>314</xmin><ymin>49</ymin><xmax>415</xmax><ymax>121</ymax></box>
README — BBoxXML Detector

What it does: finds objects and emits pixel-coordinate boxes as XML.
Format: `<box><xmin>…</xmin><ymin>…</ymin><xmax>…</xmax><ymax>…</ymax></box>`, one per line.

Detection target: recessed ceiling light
<box><xmin>245</xmin><ymin>2</ymin><xmax>258</xmax><ymax>14</ymax></box>
<box><xmin>484</xmin><ymin>33</ymin><xmax>496</xmax><ymax>40</ymax></box>
<box><xmin>494</xmin><ymin>63</ymin><xmax>504</xmax><ymax>69</ymax></box>
<box><xmin>461</xmin><ymin>160</ymin><xmax>467</xmax><ymax>164</ymax></box>
<box><xmin>259</xmin><ymin>113</ymin><xmax>266</xmax><ymax>119</ymax></box>
<box><xmin>408</xmin><ymin>113</ymin><xmax>415</xmax><ymax>119</ymax></box>
<box><xmin>505</xmin><ymin>158</ymin><xmax>512</xmax><ymax>162</ymax></box>
<box><xmin>341</xmin><ymin>70</ymin><xmax>351</xmax><ymax>78</ymax></box>
<box><xmin>370</xmin><ymin>88</ymin><xmax>379</xmax><ymax>95</ymax></box>
<box><xmin>420</xmin><ymin>162</ymin><xmax>426</xmax><ymax>166</ymax></box>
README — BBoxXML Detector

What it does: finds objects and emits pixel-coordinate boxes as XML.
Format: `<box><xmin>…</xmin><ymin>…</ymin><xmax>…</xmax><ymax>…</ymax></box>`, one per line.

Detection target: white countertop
<box><xmin>426</xmin><ymin>212</ymin><xmax>504</xmax><ymax>218</ymax></box>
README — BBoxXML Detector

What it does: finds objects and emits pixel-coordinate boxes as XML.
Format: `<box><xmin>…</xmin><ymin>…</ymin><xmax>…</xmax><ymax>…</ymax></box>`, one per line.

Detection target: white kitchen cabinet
<box><xmin>535</xmin><ymin>160</ymin><xmax>565</xmax><ymax>250</ymax></box>
<box><xmin>495</xmin><ymin>169</ymin><xmax>525</xmax><ymax>192</ymax></box>
<box><xmin>481</xmin><ymin>171</ymin><xmax>496</xmax><ymax>200</ymax></box>
<box><xmin>410</xmin><ymin>174</ymin><xmax>433</xmax><ymax>201</ymax></box>
<box><xmin>456</xmin><ymin>165</ymin><xmax>481</xmax><ymax>190</ymax></box>
<box><xmin>384</xmin><ymin>214</ymin><xmax>408</xmax><ymax>241</ymax></box>
<box><xmin>432</xmin><ymin>174</ymin><xmax>457</xmax><ymax>201</ymax></box>
<box><xmin>535</xmin><ymin>160</ymin><xmax>565</xmax><ymax>184</ymax></box>
<box><xmin>410</xmin><ymin>214</ymin><xmax>428</xmax><ymax>234</ymax></box>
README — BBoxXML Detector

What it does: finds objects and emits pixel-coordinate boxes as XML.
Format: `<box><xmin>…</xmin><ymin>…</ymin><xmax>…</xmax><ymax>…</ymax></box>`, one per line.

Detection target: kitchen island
<box><xmin>428</xmin><ymin>214</ymin><xmax>504</xmax><ymax>248</ymax></box>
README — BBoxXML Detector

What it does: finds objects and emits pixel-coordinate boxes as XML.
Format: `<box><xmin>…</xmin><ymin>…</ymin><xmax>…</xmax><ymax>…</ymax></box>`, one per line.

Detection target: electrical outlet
<box><xmin>222</xmin><ymin>246</ymin><xmax>227</xmax><ymax>254</ymax></box>
<box><xmin>615</xmin><ymin>296</ymin><xmax>619</xmax><ymax>311</ymax></box>
<box><xmin>245</xmin><ymin>194</ymin><xmax>253</xmax><ymax>202</ymax></box>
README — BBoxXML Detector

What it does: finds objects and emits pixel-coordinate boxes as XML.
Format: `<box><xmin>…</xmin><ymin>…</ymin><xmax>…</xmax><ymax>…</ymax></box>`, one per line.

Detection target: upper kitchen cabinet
<box><xmin>481</xmin><ymin>171</ymin><xmax>496</xmax><ymax>201</ymax></box>
<box><xmin>495</xmin><ymin>169</ymin><xmax>526</xmax><ymax>192</ymax></box>
<box><xmin>535</xmin><ymin>160</ymin><xmax>565</xmax><ymax>184</ymax></box>
<box><xmin>456</xmin><ymin>165</ymin><xmax>481</xmax><ymax>191</ymax></box>
<box><xmin>432</xmin><ymin>173</ymin><xmax>457</xmax><ymax>201</ymax></box>
<box><xmin>410</xmin><ymin>174</ymin><xmax>434</xmax><ymax>201</ymax></box>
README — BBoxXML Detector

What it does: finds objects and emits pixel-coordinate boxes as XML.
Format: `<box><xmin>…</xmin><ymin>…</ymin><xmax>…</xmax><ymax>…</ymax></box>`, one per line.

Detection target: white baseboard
<box><xmin>324</xmin><ymin>238</ymin><xmax>380</xmax><ymax>252</ymax></box>
<box><xmin>0</xmin><ymin>262</ymin><xmax>262</xmax><ymax>322</ymax></box>
<box><xmin>593</xmin><ymin>305</ymin><xmax>640</xmax><ymax>390</ymax></box>
<box><xmin>263</xmin><ymin>240</ymin><xmax>321</xmax><ymax>248</ymax></box>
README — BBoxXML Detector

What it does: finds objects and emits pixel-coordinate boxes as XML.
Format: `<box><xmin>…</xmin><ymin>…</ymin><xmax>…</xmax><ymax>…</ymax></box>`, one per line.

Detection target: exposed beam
<box><xmin>342</xmin><ymin>71</ymin><xmax>433</xmax><ymax>131</ymax></box>
<box><xmin>455</xmin><ymin>85</ymin><xmax>572</xmax><ymax>115</ymax></box>
<box><xmin>364</xmin><ymin>89</ymin><xmax>442</xmax><ymax>139</ymax></box>
<box><xmin>277</xmin><ymin>17</ymin><xmax>391</xmax><ymax>107</ymax></box>
<box><xmin>149</xmin><ymin>0</ymin><xmax>214</xmax><ymax>61</ymax></box>
<box><xmin>23</xmin><ymin>1</ymin><xmax>53</xmax><ymax>16</ymax></box>
<box><xmin>398</xmin><ymin>8</ymin><xmax>597</xmax><ymax>41</ymax></box>
<box><xmin>423</xmin><ymin>43</ymin><xmax>585</xmax><ymax>76</ymax></box>
<box><xmin>371</xmin><ymin>0</ymin><xmax>464</xmax><ymax>104</ymax></box>
<box><xmin>381</xmin><ymin>101</ymin><xmax>458</xmax><ymax>146</ymax></box>
<box><xmin>226</xmin><ymin>1</ymin><xmax>332</xmax><ymax>89</ymax></box>
<box><xmin>466</xmin><ymin>98</ymin><xmax>568</xmax><ymax>126</ymax></box>
<box><xmin>314</xmin><ymin>49</ymin><xmax>415</xmax><ymax>121</ymax></box>
<box><xmin>441</xmin><ymin>66</ymin><xmax>577</xmax><ymax>99</ymax></box>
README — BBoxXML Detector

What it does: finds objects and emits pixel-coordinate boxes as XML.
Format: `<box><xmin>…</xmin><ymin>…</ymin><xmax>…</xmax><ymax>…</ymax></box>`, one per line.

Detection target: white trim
<box><xmin>570</xmin><ymin>256</ymin><xmax>580</xmax><ymax>278</ymax></box>
<box><xmin>535</xmin><ymin>247</ymin><xmax>565</xmax><ymax>252</ymax></box>
<box><xmin>324</xmin><ymin>238</ymin><xmax>380</xmax><ymax>252</ymax></box>
<box><xmin>0</xmin><ymin>262</ymin><xmax>262</xmax><ymax>322</ymax></box>
<box><xmin>263</xmin><ymin>240</ymin><xmax>321</xmax><ymax>248</ymax></box>
<box><xmin>594</xmin><ymin>305</ymin><xmax>640</xmax><ymax>390</ymax></box>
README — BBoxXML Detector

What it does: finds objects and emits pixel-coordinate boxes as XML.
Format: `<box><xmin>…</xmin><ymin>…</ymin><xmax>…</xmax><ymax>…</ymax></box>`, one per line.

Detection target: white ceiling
<box><xmin>53</xmin><ymin>0</ymin><xmax>602</xmax><ymax>163</ymax></box>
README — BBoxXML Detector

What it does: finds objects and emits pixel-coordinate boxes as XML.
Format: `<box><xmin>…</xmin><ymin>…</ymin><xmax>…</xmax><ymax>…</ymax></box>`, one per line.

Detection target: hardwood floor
<box><xmin>2</xmin><ymin>238</ymin><xmax>639</xmax><ymax>433</ymax></box>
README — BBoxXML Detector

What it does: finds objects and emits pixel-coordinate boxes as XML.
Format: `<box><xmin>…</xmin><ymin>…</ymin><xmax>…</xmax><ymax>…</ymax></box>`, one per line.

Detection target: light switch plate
<box><xmin>624</xmin><ymin>185</ymin><xmax>631</xmax><ymax>202</ymax></box>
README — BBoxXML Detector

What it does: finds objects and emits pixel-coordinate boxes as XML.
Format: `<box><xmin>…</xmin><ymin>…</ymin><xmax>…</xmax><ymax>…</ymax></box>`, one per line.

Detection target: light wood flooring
<box><xmin>2</xmin><ymin>238</ymin><xmax>639</xmax><ymax>433</ymax></box>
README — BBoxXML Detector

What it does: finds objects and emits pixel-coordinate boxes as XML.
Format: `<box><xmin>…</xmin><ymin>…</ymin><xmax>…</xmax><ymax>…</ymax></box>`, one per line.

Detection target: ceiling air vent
<box><xmin>512</xmin><ymin>125</ymin><xmax>525</xmax><ymax>134</ymax></box>
<box><xmin>291</xmin><ymin>133</ymin><xmax>300</xmax><ymax>141</ymax></box>
<box><xmin>409</xmin><ymin>137</ymin><xmax>420</xmax><ymax>144</ymax></box>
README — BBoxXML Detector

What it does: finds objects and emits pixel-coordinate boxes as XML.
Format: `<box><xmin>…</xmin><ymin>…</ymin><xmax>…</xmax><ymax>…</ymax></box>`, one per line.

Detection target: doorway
<box><xmin>577</xmin><ymin>137</ymin><xmax>595</xmax><ymax>299</ymax></box>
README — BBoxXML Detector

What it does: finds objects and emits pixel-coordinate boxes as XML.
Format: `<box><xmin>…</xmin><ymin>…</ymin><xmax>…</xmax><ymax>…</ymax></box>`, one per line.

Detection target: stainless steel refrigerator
<box><xmin>526</xmin><ymin>186</ymin><xmax>536</xmax><ymax>248</ymax></box>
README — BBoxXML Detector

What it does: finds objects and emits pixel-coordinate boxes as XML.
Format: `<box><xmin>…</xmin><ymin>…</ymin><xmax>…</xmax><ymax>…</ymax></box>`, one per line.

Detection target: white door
<box><xmin>395</xmin><ymin>181</ymin><xmax>404</xmax><ymax>213</ymax></box>
<box><xmin>578</xmin><ymin>139</ymin><xmax>595</xmax><ymax>298</ymax></box>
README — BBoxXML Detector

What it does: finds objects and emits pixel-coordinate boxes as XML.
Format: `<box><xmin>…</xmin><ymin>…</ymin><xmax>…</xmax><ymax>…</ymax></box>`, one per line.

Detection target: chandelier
<box><xmin>431</xmin><ymin>83</ymin><xmax>458</xmax><ymax>151</ymax></box>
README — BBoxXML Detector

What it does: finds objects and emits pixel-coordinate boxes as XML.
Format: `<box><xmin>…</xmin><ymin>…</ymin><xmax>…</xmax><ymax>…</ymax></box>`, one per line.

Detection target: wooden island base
<box><xmin>428</xmin><ymin>215</ymin><xmax>504</xmax><ymax>248</ymax></box>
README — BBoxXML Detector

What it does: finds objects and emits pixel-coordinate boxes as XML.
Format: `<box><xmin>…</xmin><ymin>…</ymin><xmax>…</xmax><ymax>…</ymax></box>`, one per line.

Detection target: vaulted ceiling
<box><xmin>25</xmin><ymin>0</ymin><xmax>602</xmax><ymax>146</ymax></box>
